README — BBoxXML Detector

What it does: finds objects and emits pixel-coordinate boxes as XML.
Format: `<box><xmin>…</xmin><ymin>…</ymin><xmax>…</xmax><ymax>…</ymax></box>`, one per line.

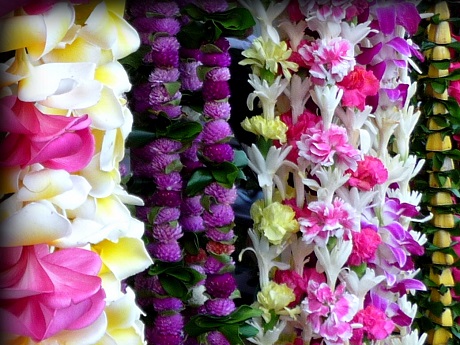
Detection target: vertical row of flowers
<box><xmin>237</xmin><ymin>1</ymin><xmax>429</xmax><ymax>344</ymax></box>
<box><xmin>0</xmin><ymin>1</ymin><xmax>152</xmax><ymax>344</ymax></box>
<box><xmin>124</xmin><ymin>1</ymin><xmax>258</xmax><ymax>344</ymax></box>
<box><xmin>411</xmin><ymin>1</ymin><xmax>460</xmax><ymax>344</ymax></box>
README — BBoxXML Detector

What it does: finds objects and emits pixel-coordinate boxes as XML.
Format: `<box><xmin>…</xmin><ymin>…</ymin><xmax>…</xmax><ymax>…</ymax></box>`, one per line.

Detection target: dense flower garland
<box><xmin>237</xmin><ymin>0</ymin><xmax>429</xmax><ymax>344</ymax></box>
<box><xmin>0</xmin><ymin>1</ymin><xmax>152</xmax><ymax>344</ymax></box>
<box><xmin>410</xmin><ymin>1</ymin><xmax>460</xmax><ymax>344</ymax></box>
<box><xmin>123</xmin><ymin>1</ymin><xmax>258</xmax><ymax>344</ymax></box>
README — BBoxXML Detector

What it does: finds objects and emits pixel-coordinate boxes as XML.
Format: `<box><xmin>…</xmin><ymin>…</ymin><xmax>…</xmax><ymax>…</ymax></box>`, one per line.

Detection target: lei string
<box><xmin>0</xmin><ymin>1</ymin><xmax>152</xmax><ymax>344</ymax></box>
<box><xmin>237</xmin><ymin>1</ymin><xmax>429</xmax><ymax>344</ymax></box>
<box><xmin>124</xmin><ymin>1</ymin><xmax>257</xmax><ymax>344</ymax></box>
<box><xmin>410</xmin><ymin>2</ymin><xmax>460</xmax><ymax>344</ymax></box>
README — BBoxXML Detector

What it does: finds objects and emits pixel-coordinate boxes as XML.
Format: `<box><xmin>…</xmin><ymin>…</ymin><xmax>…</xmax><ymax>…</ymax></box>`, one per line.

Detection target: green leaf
<box><xmin>164</xmin><ymin>81</ymin><xmax>181</xmax><ymax>97</ymax></box>
<box><xmin>431</xmin><ymin>60</ymin><xmax>451</xmax><ymax>70</ymax></box>
<box><xmin>200</xmin><ymin>43</ymin><xmax>223</xmax><ymax>53</ymax></box>
<box><xmin>263</xmin><ymin>310</ymin><xmax>279</xmax><ymax>332</ymax></box>
<box><xmin>233</xmin><ymin>149</ymin><xmax>248</xmax><ymax>168</ymax></box>
<box><xmin>126</xmin><ymin>130</ymin><xmax>156</xmax><ymax>148</ymax></box>
<box><xmin>430</xmin><ymin>79</ymin><xmax>447</xmax><ymax>94</ymax></box>
<box><xmin>186</xmin><ymin>169</ymin><xmax>214</xmax><ymax>195</ymax></box>
<box><xmin>147</xmin><ymin>207</ymin><xmax>162</xmax><ymax>224</ymax></box>
<box><xmin>159</xmin><ymin>275</ymin><xmax>188</xmax><ymax>298</ymax></box>
<box><xmin>238</xmin><ymin>323</ymin><xmax>260</xmax><ymax>338</ymax></box>
<box><xmin>219</xmin><ymin>324</ymin><xmax>245</xmax><ymax>345</ymax></box>
<box><xmin>197</xmin><ymin>66</ymin><xmax>217</xmax><ymax>81</ymax></box>
<box><xmin>211</xmin><ymin>162</ymin><xmax>239</xmax><ymax>188</ymax></box>
<box><xmin>166</xmin><ymin>120</ymin><xmax>203</xmax><ymax>142</ymax></box>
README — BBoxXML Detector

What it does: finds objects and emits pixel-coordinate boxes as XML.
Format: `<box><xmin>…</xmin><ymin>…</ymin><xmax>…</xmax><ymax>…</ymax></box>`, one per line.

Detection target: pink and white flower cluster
<box><xmin>239</xmin><ymin>1</ymin><xmax>427</xmax><ymax>344</ymax></box>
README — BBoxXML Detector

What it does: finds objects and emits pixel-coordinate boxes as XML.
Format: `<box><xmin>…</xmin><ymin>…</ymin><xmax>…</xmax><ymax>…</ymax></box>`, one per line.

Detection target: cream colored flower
<box><xmin>241</xmin><ymin>115</ymin><xmax>287</xmax><ymax>142</ymax></box>
<box><xmin>257</xmin><ymin>282</ymin><xmax>300</xmax><ymax>322</ymax></box>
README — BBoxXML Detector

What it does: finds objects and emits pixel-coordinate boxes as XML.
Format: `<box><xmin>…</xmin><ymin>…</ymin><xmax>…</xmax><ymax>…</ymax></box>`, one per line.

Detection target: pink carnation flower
<box><xmin>337</xmin><ymin>66</ymin><xmax>380</xmax><ymax>111</ymax></box>
<box><xmin>348</xmin><ymin>226</ymin><xmax>382</xmax><ymax>266</ymax></box>
<box><xmin>351</xmin><ymin>305</ymin><xmax>394</xmax><ymax>343</ymax></box>
<box><xmin>346</xmin><ymin>155</ymin><xmax>388</xmax><ymax>191</ymax></box>
<box><xmin>0</xmin><ymin>96</ymin><xmax>94</xmax><ymax>172</ymax></box>
<box><xmin>0</xmin><ymin>245</ymin><xmax>105</xmax><ymax>342</ymax></box>
<box><xmin>274</xmin><ymin>269</ymin><xmax>308</xmax><ymax>306</ymax></box>
<box><xmin>299</xmin><ymin>198</ymin><xmax>358</xmax><ymax>247</ymax></box>
<box><xmin>297</xmin><ymin>123</ymin><xmax>361</xmax><ymax>170</ymax></box>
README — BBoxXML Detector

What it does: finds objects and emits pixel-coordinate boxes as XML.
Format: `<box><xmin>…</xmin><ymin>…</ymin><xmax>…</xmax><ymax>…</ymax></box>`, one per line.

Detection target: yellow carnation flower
<box><xmin>257</xmin><ymin>282</ymin><xmax>299</xmax><ymax>322</ymax></box>
<box><xmin>239</xmin><ymin>37</ymin><xmax>298</xmax><ymax>80</ymax></box>
<box><xmin>241</xmin><ymin>115</ymin><xmax>287</xmax><ymax>142</ymax></box>
<box><xmin>250</xmin><ymin>200</ymin><xmax>299</xmax><ymax>245</ymax></box>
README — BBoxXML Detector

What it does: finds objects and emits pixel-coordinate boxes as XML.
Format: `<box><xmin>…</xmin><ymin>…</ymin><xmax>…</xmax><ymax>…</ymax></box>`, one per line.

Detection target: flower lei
<box><xmin>124</xmin><ymin>1</ymin><xmax>258</xmax><ymax>344</ymax></box>
<box><xmin>410</xmin><ymin>1</ymin><xmax>460</xmax><ymax>344</ymax></box>
<box><xmin>0</xmin><ymin>1</ymin><xmax>152</xmax><ymax>344</ymax></box>
<box><xmin>237</xmin><ymin>1</ymin><xmax>429</xmax><ymax>344</ymax></box>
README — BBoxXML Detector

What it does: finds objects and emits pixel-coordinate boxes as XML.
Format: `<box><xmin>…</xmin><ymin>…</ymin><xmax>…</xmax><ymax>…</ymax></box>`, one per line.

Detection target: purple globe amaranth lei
<box><xmin>149</xmin><ymin>67</ymin><xmax>181</xmax><ymax>85</ymax></box>
<box><xmin>202</xmin><ymin>80</ymin><xmax>231</xmax><ymax>101</ymax></box>
<box><xmin>148</xmin><ymin>241</ymin><xmax>182</xmax><ymax>262</ymax></box>
<box><xmin>206</xmin><ymin>67</ymin><xmax>231</xmax><ymax>81</ymax></box>
<box><xmin>152</xmin><ymin>297</ymin><xmax>184</xmax><ymax>312</ymax></box>
<box><xmin>206</xmin><ymin>228</ymin><xmax>235</xmax><ymax>242</ymax></box>
<box><xmin>153</xmin><ymin>171</ymin><xmax>183</xmax><ymax>190</ymax></box>
<box><xmin>179</xmin><ymin>60</ymin><xmax>203</xmax><ymax>91</ymax></box>
<box><xmin>204</xmin><ymin>256</ymin><xmax>227</xmax><ymax>274</ymax></box>
<box><xmin>146</xmin><ymin>36</ymin><xmax>180</xmax><ymax>67</ymax></box>
<box><xmin>196</xmin><ymin>0</ymin><xmax>229</xmax><ymax>13</ymax></box>
<box><xmin>203</xmin><ymin>101</ymin><xmax>231</xmax><ymax>120</ymax></box>
<box><xmin>152</xmin><ymin>222</ymin><xmax>183</xmax><ymax>241</ymax></box>
<box><xmin>180</xmin><ymin>215</ymin><xmax>205</xmax><ymax>232</ymax></box>
<box><xmin>134</xmin><ymin>273</ymin><xmax>166</xmax><ymax>295</ymax></box>
<box><xmin>151</xmin><ymin>190</ymin><xmax>182</xmax><ymax>207</ymax></box>
<box><xmin>207</xmin><ymin>331</ymin><xmax>231</xmax><ymax>345</ymax></box>
<box><xmin>152</xmin><ymin>206</ymin><xmax>181</xmax><ymax>224</ymax></box>
<box><xmin>181</xmin><ymin>195</ymin><xmax>204</xmax><ymax>215</ymax></box>
<box><xmin>149</xmin><ymin>1</ymin><xmax>180</xmax><ymax>17</ymax></box>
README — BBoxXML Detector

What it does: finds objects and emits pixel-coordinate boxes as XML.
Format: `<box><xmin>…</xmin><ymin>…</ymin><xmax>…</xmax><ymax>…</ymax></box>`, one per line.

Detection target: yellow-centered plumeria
<box><xmin>0</xmin><ymin>1</ymin><xmax>152</xmax><ymax>344</ymax></box>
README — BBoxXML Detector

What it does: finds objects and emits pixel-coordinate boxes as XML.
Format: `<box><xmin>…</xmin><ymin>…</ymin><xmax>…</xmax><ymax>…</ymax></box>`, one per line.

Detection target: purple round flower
<box><xmin>153</xmin><ymin>207</ymin><xmax>181</xmax><ymax>224</ymax></box>
<box><xmin>180</xmin><ymin>215</ymin><xmax>205</xmax><ymax>232</ymax></box>
<box><xmin>180</xmin><ymin>47</ymin><xmax>202</xmax><ymax>60</ymax></box>
<box><xmin>150</xmin><ymin>103</ymin><xmax>182</xmax><ymax>119</ymax></box>
<box><xmin>188</xmin><ymin>264</ymin><xmax>206</xmax><ymax>285</ymax></box>
<box><xmin>204</xmin><ymin>256</ymin><xmax>226</xmax><ymax>274</ymax></box>
<box><xmin>205</xmin><ymin>273</ymin><xmax>237</xmax><ymax>298</ymax></box>
<box><xmin>148</xmin><ymin>241</ymin><xmax>182</xmax><ymax>262</ymax></box>
<box><xmin>179</xmin><ymin>60</ymin><xmax>203</xmax><ymax>91</ymax></box>
<box><xmin>202</xmin><ymin>80</ymin><xmax>230</xmax><ymax>101</ymax></box>
<box><xmin>132</xmin><ymin>17</ymin><xmax>158</xmax><ymax>32</ymax></box>
<box><xmin>203</xmin><ymin>101</ymin><xmax>231</xmax><ymax>120</ymax></box>
<box><xmin>202</xmin><ymin>143</ymin><xmax>234</xmax><ymax>163</ymax></box>
<box><xmin>214</xmin><ymin>37</ymin><xmax>231</xmax><ymax>51</ymax></box>
<box><xmin>202</xmin><ymin>119</ymin><xmax>233</xmax><ymax>145</ymax></box>
<box><xmin>154</xmin><ymin>313</ymin><xmax>184</xmax><ymax>334</ymax></box>
<box><xmin>152</xmin><ymin>222</ymin><xmax>183</xmax><ymax>242</ymax></box>
<box><xmin>207</xmin><ymin>331</ymin><xmax>231</xmax><ymax>345</ymax></box>
<box><xmin>203</xmin><ymin>204</ymin><xmax>234</xmax><ymax>227</ymax></box>
<box><xmin>150</xmin><ymin>1</ymin><xmax>180</xmax><ymax>16</ymax></box>
<box><xmin>181</xmin><ymin>195</ymin><xmax>203</xmax><ymax>215</ymax></box>
<box><xmin>153</xmin><ymin>171</ymin><xmax>183</xmax><ymax>190</ymax></box>
<box><xmin>205</xmin><ymin>298</ymin><xmax>236</xmax><ymax>316</ymax></box>
<box><xmin>149</xmin><ymin>67</ymin><xmax>180</xmax><ymax>85</ymax></box>
<box><xmin>146</xmin><ymin>332</ymin><xmax>183</xmax><ymax>345</ymax></box>
<box><xmin>152</xmin><ymin>297</ymin><xmax>184</xmax><ymax>312</ymax></box>
<box><xmin>134</xmin><ymin>273</ymin><xmax>165</xmax><ymax>295</ymax></box>
<box><xmin>206</xmin><ymin>228</ymin><xmax>235</xmax><ymax>242</ymax></box>
<box><xmin>152</xmin><ymin>190</ymin><xmax>182</xmax><ymax>207</ymax></box>
<box><xmin>204</xmin><ymin>182</ymin><xmax>237</xmax><ymax>204</ymax></box>
<box><xmin>135</xmin><ymin>206</ymin><xmax>150</xmax><ymax>222</ymax></box>
<box><xmin>149</xmin><ymin>84</ymin><xmax>181</xmax><ymax>105</ymax></box>
<box><xmin>206</xmin><ymin>67</ymin><xmax>230</xmax><ymax>81</ymax></box>
<box><xmin>131</xmin><ymin>159</ymin><xmax>157</xmax><ymax>178</ymax></box>
<box><xmin>148</xmin><ymin>36</ymin><xmax>180</xmax><ymax>67</ymax></box>
<box><xmin>197</xmin><ymin>0</ymin><xmax>228</xmax><ymax>13</ymax></box>
<box><xmin>201</xmin><ymin>52</ymin><xmax>231</xmax><ymax>67</ymax></box>
<box><xmin>134</xmin><ymin>138</ymin><xmax>182</xmax><ymax>157</ymax></box>
<box><xmin>150</xmin><ymin>17</ymin><xmax>181</xmax><ymax>35</ymax></box>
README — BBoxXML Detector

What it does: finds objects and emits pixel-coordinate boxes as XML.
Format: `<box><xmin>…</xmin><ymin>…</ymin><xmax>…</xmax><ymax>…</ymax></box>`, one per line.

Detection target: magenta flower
<box><xmin>204</xmin><ymin>256</ymin><xmax>226</xmax><ymax>274</ymax></box>
<box><xmin>179</xmin><ymin>60</ymin><xmax>203</xmax><ymax>91</ymax></box>
<box><xmin>153</xmin><ymin>313</ymin><xmax>184</xmax><ymax>335</ymax></box>
<box><xmin>134</xmin><ymin>273</ymin><xmax>165</xmax><ymax>295</ymax></box>
<box><xmin>196</xmin><ymin>0</ymin><xmax>228</xmax><ymax>13</ymax></box>
<box><xmin>206</xmin><ymin>67</ymin><xmax>231</xmax><ymax>81</ymax></box>
<box><xmin>152</xmin><ymin>223</ymin><xmax>183</xmax><ymax>242</ymax></box>
<box><xmin>181</xmin><ymin>195</ymin><xmax>204</xmax><ymax>215</ymax></box>
<box><xmin>0</xmin><ymin>96</ymin><xmax>94</xmax><ymax>172</ymax></box>
<box><xmin>348</xmin><ymin>226</ymin><xmax>382</xmax><ymax>266</ymax></box>
<box><xmin>205</xmin><ymin>298</ymin><xmax>236</xmax><ymax>316</ymax></box>
<box><xmin>149</xmin><ymin>67</ymin><xmax>181</xmax><ymax>86</ymax></box>
<box><xmin>203</xmin><ymin>101</ymin><xmax>231</xmax><ymax>120</ymax></box>
<box><xmin>0</xmin><ymin>245</ymin><xmax>105</xmax><ymax>342</ymax></box>
<box><xmin>201</xmin><ymin>52</ymin><xmax>232</xmax><ymax>68</ymax></box>
<box><xmin>202</xmin><ymin>143</ymin><xmax>235</xmax><ymax>163</ymax></box>
<box><xmin>147</xmin><ymin>36</ymin><xmax>180</xmax><ymax>67</ymax></box>
<box><xmin>205</xmin><ymin>273</ymin><xmax>237</xmax><ymax>298</ymax></box>
<box><xmin>203</xmin><ymin>204</ymin><xmax>235</xmax><ymax>227</ymax></box>
<box><xmin>180</xmin><ymin>215</ymin><xmax>205</xmax><ymax>232</ymax></box>
<box><xmin>297</xmin><ymin>123</ymin><xmax>361</xmax><ymax>170</ymax></box>
<box><xmin>346</xmin><ymin>155</ymin><xmax>388</xmax><ymax>191</ymax></box>
<box><xmin>204</xmin><ymin>182</ymin><xmax>237</xmax><ymax>204</ymax></box>
<box><xmin>299</xmin><ymin>198</ymin><xmax>359</xmax><ymax>247</ymax></box>
<box><xmin>152</xmin><ymin>297</ymin><xmax>184</xmax><ymax>312</ymax></box>
<box><xmin>151</xmin><ymin>190</ymin><xmax>182</xmax><ymax>207</ymax></box>
<box><xmin>351</xmin><ymin>305</ymin><xmax>394</xmax><ymax>344</ymax></box>
<box><xmin>150</xmin><ymin>1</ymin><xmax>180</xmax><ymax>16</ymax></box>
<box><xmin>337</xmin><ymin>66</ymin><xmax>380</xmax><ymax>111</ymax></box>
<box><xmin>149</xmin><ymin>84</ymin><xmax>181</xmax><ymax>105</ymax></box>
<box><xmin>206</xmin><ymin>228</ymin><xmax>235</xmax><ymax>242</ymax></box>
<box><xmin>202</xmin><ymin>80</ymin><xmax>231</xmax><ymax>101</ymax></box>
<box><xmin>148</xmin><ymin>241</ymin><xmax>182</xmax><ymax>262</ymax></box>
<box><xmin>202</xmin><ymin>119</ymin><xmax>233</xmax><ymax>145</ymax></box>
<box><xmin>207</xmin><ymin>331</ymin><xmax>231</xmax><ymax>345</ymax></box>
<box><xmin>153</xmin><ymin>171</ymin><xmax>183</xmax><ymax>190</ymax></box>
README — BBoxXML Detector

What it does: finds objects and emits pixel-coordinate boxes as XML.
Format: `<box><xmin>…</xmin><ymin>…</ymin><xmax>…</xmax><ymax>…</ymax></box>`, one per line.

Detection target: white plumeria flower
<box><xmin>238</xmin><ymin>0</ymin><xmax>289</xmax><ymax>43</ymax></box>
<box><xmin>240</xmin><ymin>228</ymin><xmax>290</xmax><ymax>288</ymax></box>
<box><xmin>244</xmin><ymin>143</ymin><xmax>295</xmax><ymax>203</ymax></box>
<box><xmin>340</xmin><ymin>268</ymin><xmax>386</xmax><ymax>309</ymax></box>
<box><xmin>314</xmin><ymin>237</ymin><xmax>352</xmax><ymax>289</ymax></box>
<box><xmin>283</xmin><ymin>74</ymin><xmax>311</xmax><ymax>123</ymax></box>
<box><xmin>247</xmin><ymin>74</ymin><xmax>289</xmax><ymax>121</ymax></box>
<box><xmin>310</xmin><ymin>84</ymin><xmax>343</xmax><ymax>130</ymax></box>
<box><xmin>247</xmin><ymin>318</ymin><xmax>287</xmax><ymax>345</ymax></box>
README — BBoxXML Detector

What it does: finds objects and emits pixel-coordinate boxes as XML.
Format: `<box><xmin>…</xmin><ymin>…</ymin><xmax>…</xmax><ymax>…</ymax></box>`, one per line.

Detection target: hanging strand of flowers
<box><xmin>0</xmin><ymin>1</ymin><xmax>153</xmax><ymax>344</ymax></box>
<box><xmin>411</xmin><ymin>1</ymin><xmax>460</xmax><ymax>344</ymax></box>
<box><xmin>237</xmin><ymin>0</ymin><xmax>429</xmax><ymax>344</ymax></box>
